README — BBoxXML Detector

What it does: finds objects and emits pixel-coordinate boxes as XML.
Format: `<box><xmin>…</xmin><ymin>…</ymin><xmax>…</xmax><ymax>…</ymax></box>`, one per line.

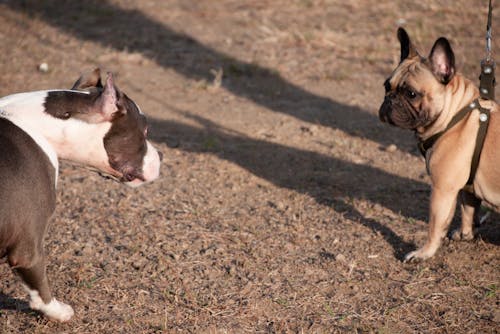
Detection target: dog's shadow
<box><xmin>474</xmin><ymin>212</ymin><xmax>499</xmax><ymax>245</ymax></box>
<box><xmin>3</xmin><ymin>0</ymin><xmax>417</xmax><ymax>156</ymax></box>
<box><xmin>5</xmin><ymin>0</ymin><xmax>496</xmax><ymax>257</ymax></box>
<box><xmin>0</xmin><ymin>292</ymin><xmax>34</xmax><ymax>315</ymax></box>
<box><xmin>447</xmin><ymin>209</ymin><xmax>500</xmax><ymax>246</ymax></box>
<box><xmin>149</xmin><ymin>109</ymin><xmax>426</xmax><ymax>259</ymax></box>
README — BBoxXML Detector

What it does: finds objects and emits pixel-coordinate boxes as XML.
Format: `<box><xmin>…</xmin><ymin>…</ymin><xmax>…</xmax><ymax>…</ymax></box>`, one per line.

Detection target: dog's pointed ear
<box><xmin>71</xmin><ymin>68</ymin><xmax>103</xmax><ymax>90</ymax></box>
<box><xmin>398</xmin><ymin>27</ymin><xmax>419</xmax><ymax>62</ymax></box>
<box><xmin>95</xmin><ymin>73</ymin><xmax>122</xmax><ymax>121</ymax></box>
<box><xmin>428</xmin><ymin>37</ymin><xmax>455</xmax><ymax>84</ymax></box>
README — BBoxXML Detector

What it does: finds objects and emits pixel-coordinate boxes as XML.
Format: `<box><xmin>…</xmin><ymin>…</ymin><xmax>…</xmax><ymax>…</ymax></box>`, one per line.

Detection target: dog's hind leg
<box><xmin>451</xmin><ymin>190</ymin><xmax>480</xmax><ymax>241</ymax></box>
<box><xmin>9</xmin><ymin>240</ymin><xmax>74</xmax><ymax>321</ymax></box>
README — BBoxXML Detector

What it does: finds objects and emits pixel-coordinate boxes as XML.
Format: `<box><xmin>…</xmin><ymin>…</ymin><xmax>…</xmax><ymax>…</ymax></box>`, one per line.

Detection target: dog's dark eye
<box><xmin>406</xmin><ymin>89</ymin><xmax>417</xmax><ymax>99</ymax></box>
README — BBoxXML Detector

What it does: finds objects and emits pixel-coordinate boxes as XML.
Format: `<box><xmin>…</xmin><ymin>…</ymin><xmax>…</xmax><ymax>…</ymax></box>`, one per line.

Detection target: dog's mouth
<box><xmin>379</xmin><ymin>97</ymin><xmax>398</xmax><ymax>126</ymax></box>
<box><xmin>76</xmin><ymin>164</ymin><xmax>144</xmax><ymax>186</ymax></box>
<box><xmin>389</xmin><ymin>111</ymin><xmax>419</xmax><ymax>129</ymax></box>
<box><xmin>379</xmin><ymin>108</ymin><xmax>396</xmax><ymax>126</ymax></box>
<box><xmin>97</xmin><ymin>171</ymin><xmax>122</xmax><ymax>183</ymax></box>
<box><xmin>101</xmin><ymin>168</ymin><xmax>147</xmax><ymax>186</ymax></box>
<box><xmin>95</xmin><ymin>171</ymin><xmax>150</xmax><ymax>189</ymax></box>
<box><xmin>379</xmin><ymin>96</ymin><xmax>428</xmax><ymax>130</ymax></box>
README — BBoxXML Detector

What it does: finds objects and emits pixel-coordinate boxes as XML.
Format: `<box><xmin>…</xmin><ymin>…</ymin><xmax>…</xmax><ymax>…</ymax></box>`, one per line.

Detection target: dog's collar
<box><xmin>418</xmin><ymin>100</ymin><xmax>480</xmax><ymax>156</ymax></box>
<box><xmin>418</xmin><ymin>98</ymin><xmax>491</xmax><ymax>187</ymax></box>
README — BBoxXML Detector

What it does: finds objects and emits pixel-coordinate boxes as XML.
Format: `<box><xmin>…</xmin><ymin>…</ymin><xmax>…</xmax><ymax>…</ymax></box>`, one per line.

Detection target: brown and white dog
<box><xmin>0</xmin><ymin>69</ymin><xmax>161</xmax><ymax>321</ymax></box>
<box><xmin>379</xmin><ymin>28</ymin><xmax>499</xmax><ymax>261</ymax></box>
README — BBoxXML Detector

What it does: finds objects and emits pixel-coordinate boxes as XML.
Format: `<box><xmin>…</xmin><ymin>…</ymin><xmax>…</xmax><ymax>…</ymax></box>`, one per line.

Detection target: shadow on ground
<box><xmin>0</xmin><ymin>293</ymin><xmax>31</xmax><ymax>314</ymax></box>
<box><xmin>3</xmin><ymin>0</ymin><xmax>433</xmax><ymax>258</ymax></box>
<box><xmin>4</xmin><ymin>0</ymin><xmax>411</xmax><ymax>153</ymax></box>
<box><xmin>148</xmin><ymin>108</ymin><xmax>429</xmax><ymax>259</ymax></box>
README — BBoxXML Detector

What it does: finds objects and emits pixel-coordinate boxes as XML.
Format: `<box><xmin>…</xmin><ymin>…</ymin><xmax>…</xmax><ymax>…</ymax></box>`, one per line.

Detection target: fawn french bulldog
<box><xmin>379</xmin><ymin>28</ymin><xmax>498</xmax><ymax>261</ymax></box>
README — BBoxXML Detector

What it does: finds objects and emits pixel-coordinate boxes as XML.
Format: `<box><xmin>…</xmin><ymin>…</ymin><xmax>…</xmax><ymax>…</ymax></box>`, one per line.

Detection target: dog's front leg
<box><xmin>405</xmin><ymin>188</ymin><xmax>458</xmax><ymax>261</ymax></box>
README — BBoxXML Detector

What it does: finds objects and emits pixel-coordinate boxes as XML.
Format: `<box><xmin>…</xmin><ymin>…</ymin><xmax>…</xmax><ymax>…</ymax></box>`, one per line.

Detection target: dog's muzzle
<box><xmin>379</xmin><ymin>97</ymin><xmax>395</xmax><ymax>125</ymax></box>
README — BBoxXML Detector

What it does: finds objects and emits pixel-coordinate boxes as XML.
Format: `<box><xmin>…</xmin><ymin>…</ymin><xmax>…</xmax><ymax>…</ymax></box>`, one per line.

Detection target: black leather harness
<box><xmin>418</xmin><ymin>98</ymin><xmax>491</xmax><ymax>193</ymax></box>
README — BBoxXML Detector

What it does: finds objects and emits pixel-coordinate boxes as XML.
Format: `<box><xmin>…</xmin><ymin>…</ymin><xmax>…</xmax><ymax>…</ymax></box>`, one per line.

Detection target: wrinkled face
<box><xmin>379</xmin><ymin>28</ymin><xmax>456</xmax><ymax>131</ymax></box>
<box><xmin>379</xmin><ymin>58</ymin><xmax>443</xmax><ymax>130</ymax></box>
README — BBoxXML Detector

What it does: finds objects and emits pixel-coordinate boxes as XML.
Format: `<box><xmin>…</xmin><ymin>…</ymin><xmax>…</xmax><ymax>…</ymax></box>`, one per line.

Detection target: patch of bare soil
<box><xmin>0</xmin><ymin>1</ymin><xmax>498</xmax><ymax>333</ymax></box>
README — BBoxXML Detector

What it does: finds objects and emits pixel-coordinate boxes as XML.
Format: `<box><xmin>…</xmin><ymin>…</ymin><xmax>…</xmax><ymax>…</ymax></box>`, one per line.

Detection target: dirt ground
<box><xmin>0</xmin><ymin>1</ymin><xmax>498</xmax><ymax>333</ymax></box>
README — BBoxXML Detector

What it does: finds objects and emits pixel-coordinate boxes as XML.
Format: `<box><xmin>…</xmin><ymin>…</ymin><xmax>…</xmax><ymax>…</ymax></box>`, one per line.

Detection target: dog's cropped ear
<box><xmin>71</xmin><ymin>68</ymin><xmax>103</xmax><ymax>90</ymax></box>
<box><xmin>397</xmin><ymin>27</ymin><xmax>419</xmax><ymax>62</ymax></box>
<box><xmin>428</xmin><ymin>37</ymin><xmax>455</xmax><ymax>84</ymax></box>
<box><xmin>95</xmin><ymin>73</ymin><xmax>123</xmax><ymax>121</ymax></box>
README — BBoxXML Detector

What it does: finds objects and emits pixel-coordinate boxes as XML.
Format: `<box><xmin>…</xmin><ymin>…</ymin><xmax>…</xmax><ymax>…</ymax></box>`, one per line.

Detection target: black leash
<box><xmin>480</xmin><ymin>0</ymin><xmax>496</xmax><ymax>100</ymax></box>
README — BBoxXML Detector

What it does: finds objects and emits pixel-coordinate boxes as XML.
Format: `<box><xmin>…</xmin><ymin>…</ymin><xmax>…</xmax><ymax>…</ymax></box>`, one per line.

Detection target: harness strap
<box><xmin>418</xmin><ymin>100</ymin><xmax>479</xmax><ymax>156</ymax></box>
<box><xmin>418</xmin><ymin>98</ymin><xmax>491</xmax><ymax>191</ymax></box>
<box><xmin>468</xmin><ymin>102</ymin><xmax>491</xmax><ymax>185</ymax></box>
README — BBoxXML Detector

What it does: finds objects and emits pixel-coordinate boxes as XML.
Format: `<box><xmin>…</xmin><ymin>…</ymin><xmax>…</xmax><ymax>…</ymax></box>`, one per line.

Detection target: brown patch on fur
<box><xmin>44</xmin><ymin>90</ymin><xmax>100</xmax><ymax>121</ymax></box>
<box><xmin>103</xmin><ymin>94</ymin><xmax>148</xmax><ymax>182</ymax></box>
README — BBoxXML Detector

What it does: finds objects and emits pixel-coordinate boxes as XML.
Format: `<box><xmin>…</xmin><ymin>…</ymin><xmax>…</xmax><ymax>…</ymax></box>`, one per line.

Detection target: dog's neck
<box><xmin>416</xmin><ymin>73</ymin><xmax>480</xmax><ymax>141</ymax></box>
<box><xmin>0</xmin><ymin>90</ymin><xmax>115</xmax><ymax>176</ymax></box>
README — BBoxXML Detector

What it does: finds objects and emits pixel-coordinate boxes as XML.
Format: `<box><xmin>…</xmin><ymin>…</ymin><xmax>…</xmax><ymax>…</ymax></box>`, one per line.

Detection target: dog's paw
<box><xmin>24</xmin><ymin>285</ymin><xmax>74</xmax><ymax>321</ymax></box>
<box><xmin>31</xmin><ymin>298</ymin><xmax>74</xmax><ymax>322</ymax></box>
<box><xmin>403</xmin><ymin>248</ymin><xmax>435</xmax><ymax>263</ymax></box>
<box><xmin>450</xmin><ymin>229</ymin><xmax>474</xmax><ymax>241</ymax></box>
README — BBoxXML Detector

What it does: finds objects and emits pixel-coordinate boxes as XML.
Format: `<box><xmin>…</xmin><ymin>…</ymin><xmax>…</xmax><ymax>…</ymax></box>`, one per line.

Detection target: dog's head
<box><xmin>379</xmin><ymin>28</ymin><xmax>456</xmax><ymax>130</ymax></box>
<box><xmin>61</xmin><ymin>68</ymin><xmax>161</xmax><ymax>187</ymax></box>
